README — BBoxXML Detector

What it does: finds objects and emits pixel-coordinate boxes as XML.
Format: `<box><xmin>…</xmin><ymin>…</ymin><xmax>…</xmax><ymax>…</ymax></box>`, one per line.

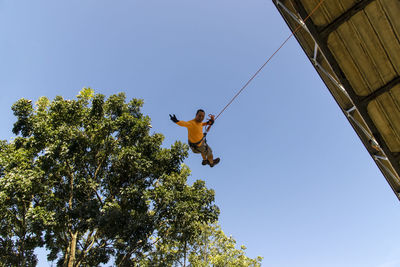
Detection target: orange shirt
<box><xmin>177</xmin><ymin>119</ymin><xmax>207</xmax><ymax>144</ymax></box>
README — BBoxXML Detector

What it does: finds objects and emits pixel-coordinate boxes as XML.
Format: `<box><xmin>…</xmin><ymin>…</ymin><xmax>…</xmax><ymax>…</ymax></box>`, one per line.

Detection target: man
<box><xmin>170</xmin><ymin>109</ymin><xmax>220</xmax><ymax>167</ymax></box>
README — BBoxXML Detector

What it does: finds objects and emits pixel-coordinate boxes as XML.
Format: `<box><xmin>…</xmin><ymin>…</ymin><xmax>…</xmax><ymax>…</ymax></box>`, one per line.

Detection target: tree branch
<box><xmin>75</xmin><ymin>230</ymin><xmax>97</xmax><ymax>267</ymax></box>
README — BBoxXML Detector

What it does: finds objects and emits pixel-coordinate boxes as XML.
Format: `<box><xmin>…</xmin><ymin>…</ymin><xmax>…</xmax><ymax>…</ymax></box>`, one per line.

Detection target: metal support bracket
<box><xmin>313</xmin><ymin>42</ymin><xmax>319</xmax><ymax>62</ymax></box>
<box><xmin>276</xmin><ymin>0</ymin><xmax>310</xmax><ymax>34</ymax></box>
<box><xmin>346</xmin><ymin>106</ymin><xmax>356</xmax><ymax>114</ymax></box>
<box><xmin>374</xmin><ymin>155</ymin><xmax>388</xmax><ymax>161</ymax></box>
<box><xmin>375</xmin><ymin>157</ymin><xmax>400</xmax><ymax>185</ymax></box>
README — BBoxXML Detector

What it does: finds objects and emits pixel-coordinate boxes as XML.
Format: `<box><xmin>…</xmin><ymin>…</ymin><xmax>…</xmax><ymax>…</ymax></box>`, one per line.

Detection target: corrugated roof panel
<box><xmin>328</xmin><ymin>31</ymin><xmax>371</xmax><ymax>96</ymax></box>
<box><xmin>374</xmin><ymin>1</ymin><xmax>400</xmax><ymax>75</ymax></box>
<box><xmin>381</xmin><ymin>0</ymin><xmax>400</xmax><ymax>40</ymax></box>
<box><xmin>340</xmin><ymin>16</ymin><xmax>388</xmax><ymax>93</ymax></box>
<box><xmin>362</xmin><ymin>3</ymin><xmax>397</xmax><ymax>85</ymax></box>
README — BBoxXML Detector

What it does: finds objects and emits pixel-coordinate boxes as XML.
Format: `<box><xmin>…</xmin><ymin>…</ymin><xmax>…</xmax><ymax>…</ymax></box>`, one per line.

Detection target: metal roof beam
<box><xmin>359</xmin><ymin>76</ymin><xmax>400</xmax><ymax>106</ymax></box>
<box><xmin>319</xmin><ymin>0</ymin><xmax>375</xmax><ymax>40</ymax></box>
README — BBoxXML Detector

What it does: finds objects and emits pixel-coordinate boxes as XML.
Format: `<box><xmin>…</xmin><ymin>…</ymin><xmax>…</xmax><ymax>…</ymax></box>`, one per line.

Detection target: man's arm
<box><xmin>177</xmin><ymin>121</ymin><xmax>189</xmax><ymax>127</ymax></box>
<box><xmin>203</xmin><ymin>114</ymin><xmax>215</xmax><ymax>126</ymax></box>
<box><xmin>170</xmin><ymin>114</ymin><xmax>189</xmax><ymax>127</ymax></box>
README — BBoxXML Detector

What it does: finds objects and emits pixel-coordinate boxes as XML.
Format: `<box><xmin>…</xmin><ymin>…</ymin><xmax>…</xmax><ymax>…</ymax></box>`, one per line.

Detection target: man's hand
<box><xmin>207</xmin><ymin>114</ymin><xmax>215</xmax><ymax>125</ymax></box>
<box><xmin>169</xmin><ymin>114</ymin><xmax>179</xmax><ymax>123</ymax></box>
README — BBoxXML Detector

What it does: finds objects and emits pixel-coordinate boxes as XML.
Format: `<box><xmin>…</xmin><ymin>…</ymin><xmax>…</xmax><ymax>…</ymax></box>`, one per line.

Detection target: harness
<box><xmin>188</xmin><ymin>132</ymin><xmax>208</xmax><ymax>153</ymax></box>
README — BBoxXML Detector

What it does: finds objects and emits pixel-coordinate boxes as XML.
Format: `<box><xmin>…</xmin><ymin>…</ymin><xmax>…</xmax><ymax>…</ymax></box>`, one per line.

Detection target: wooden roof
<box><xmin>273</xmin><ymin>0</ymin><xmax>400</xmax><ymax>200</ymax></box>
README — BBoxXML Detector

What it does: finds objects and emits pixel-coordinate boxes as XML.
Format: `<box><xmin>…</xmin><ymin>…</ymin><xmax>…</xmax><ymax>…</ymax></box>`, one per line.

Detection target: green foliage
<box><xmin>188</xmin><ymin>223</ymin><xmax>263</xmax><ymax>267</ymax></box>
<box><xmin>139</xmin><ymin>221</ymin><xmax>262</xmax><ymax>267</ymax></box>
<box><xmin>135</xmin><ymin>168</ymin><xmax>219</xmax><ymax>266</ymax></box>
<box><xmin>1</xmin><ymin>88</ymin><xmax>220</xmax><ymax>266</ymax></box>
<box><xmin>0</xmin><ymin>140</ymin><xmax>45</xmax><ymax>266</ymax></box>
<box><xmin>1</xmin><ymin>88</ymin><xmax>261</xmax><ymax>266</ymax></box>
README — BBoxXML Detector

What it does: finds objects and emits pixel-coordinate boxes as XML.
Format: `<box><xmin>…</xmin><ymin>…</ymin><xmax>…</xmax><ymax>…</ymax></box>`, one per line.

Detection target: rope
<box><xmin>212</xmin><ymin>0</ymin><xmax>325</xmax><ymax>123</ymax></box>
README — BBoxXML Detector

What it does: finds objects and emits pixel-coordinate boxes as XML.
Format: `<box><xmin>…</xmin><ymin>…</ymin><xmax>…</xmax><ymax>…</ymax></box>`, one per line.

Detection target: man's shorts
<box><xmin>189</xmin><ymin>141</ymin><xmax>212</xmax><ymax>157</ymax></box>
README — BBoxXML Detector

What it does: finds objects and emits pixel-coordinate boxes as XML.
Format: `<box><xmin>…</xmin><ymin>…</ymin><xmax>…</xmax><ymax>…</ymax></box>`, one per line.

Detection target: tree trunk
<box><xmin>19</xmin><ymin>202</ymin><xmax>27</xmax><ymax>267</ymax></box>
<box><xmin>183</xmin><ymin>240</ymin><xmax>187</xmax><ymax>267</ymax></box>
<box><xmin>66</xmin><ymin>166</ymin><xmax>77</xmax><ymax>267</ymax></box>
<box><xmin>67</xmin><ymin>232</ymin><xmax>78</xmax><ymax>267</ymax></box>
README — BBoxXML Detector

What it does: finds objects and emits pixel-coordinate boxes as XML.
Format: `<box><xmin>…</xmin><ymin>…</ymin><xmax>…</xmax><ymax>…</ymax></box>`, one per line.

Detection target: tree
<box><xmin>138</xmin><ymin>169</ymin><xmax>219</xmax><ymax>266</ymax></box>
<box><xmin>0</xmin><ymin>140</ymin><xmax>47</xmax><ymax>267</ymax></box>
<box><xmin>188</xmin><ymin>223</ymin><xmax>263</xmax><ymax>267</ymax></box>
<box><xmin>140</xmin><ymin>221</ymin><xmax>262</xmax><ymax>267</ymax></box>
<box><xmin>1</xmin><ymin>88</ymin><xmax>219</xmax><ymax>266</ymax></box>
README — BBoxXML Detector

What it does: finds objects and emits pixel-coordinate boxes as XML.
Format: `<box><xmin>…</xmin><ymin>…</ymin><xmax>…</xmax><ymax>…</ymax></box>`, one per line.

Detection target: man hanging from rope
<box><xmin>170</xmin><ymin>109</ymin><xmax>220</xmax><ymax>167</ymax></box>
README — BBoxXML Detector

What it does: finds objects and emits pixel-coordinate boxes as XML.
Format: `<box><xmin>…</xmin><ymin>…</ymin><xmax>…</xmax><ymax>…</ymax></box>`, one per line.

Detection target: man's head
<box><xmin>195</xmin><ymin>109</ymin><xmax>205</xmax><ymax>122</ymax></box>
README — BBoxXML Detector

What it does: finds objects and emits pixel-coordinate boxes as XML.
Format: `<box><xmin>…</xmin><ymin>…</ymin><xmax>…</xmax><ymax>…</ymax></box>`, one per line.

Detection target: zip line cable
<box><xmin>209</xmin><ymin>0</ymin><xmax>325</xmax><ymax>129</ymax></box>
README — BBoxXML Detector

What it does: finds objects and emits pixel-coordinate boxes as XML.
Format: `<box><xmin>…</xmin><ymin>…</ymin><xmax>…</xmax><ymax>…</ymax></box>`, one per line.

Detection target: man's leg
<box><xmin>198</xmin><ymin>146</ymin><xmax>209</xmax><ymax>165</ymax></box>
<box><xmin>206</xmin><ymin>152</ymin><xmax>214</xmax><ymax>165</ymax></box>
<box><xmin>204</xmin><ymin>144</ymin><xmax>220</xmax><ymax>167</ymax></box>
<box><xmin>203</xmin><ymin>143</ymin><xmax>214</xmax><ymax>165</ymax></box>
<box><xmin>201</xmin><ymin>152</ymin><xmax>209</xmax><ymax>165</ymax></box>
<box><xmin>200</xmin><ymin>144</ymin><xmax>212</xmax><ymax>165</ymax></box>
<box><xmin>190</xmin><ymin>143</ymin><xmax>205</xmax><ymax>160</ymax></box>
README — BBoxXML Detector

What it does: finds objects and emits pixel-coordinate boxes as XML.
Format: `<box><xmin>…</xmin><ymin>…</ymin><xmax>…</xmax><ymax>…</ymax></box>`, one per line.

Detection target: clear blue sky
<box><xmin>1</xmin><ymin>1</ymin><xmax>400</xmax><ymax>266</ymax></box>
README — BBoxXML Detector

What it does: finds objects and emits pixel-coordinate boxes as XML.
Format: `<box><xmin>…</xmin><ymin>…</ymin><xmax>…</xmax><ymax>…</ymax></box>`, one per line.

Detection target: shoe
<box><xmin>209</xmin><ymin>158</ymin><xmax>220</xmax><ymax>167</ymax></box>
<box><xmin>202</xmin><ymin>159</ymin><xmax>209</xmax><ymax>165</ymax></box>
